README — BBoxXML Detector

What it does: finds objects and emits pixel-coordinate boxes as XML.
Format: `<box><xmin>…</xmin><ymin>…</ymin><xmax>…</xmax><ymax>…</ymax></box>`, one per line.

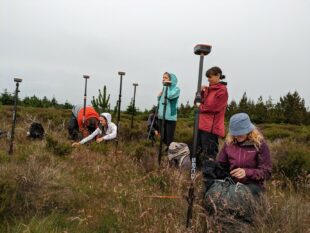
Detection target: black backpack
<box><xmin>28</xmin><ymin>122</ymin><xmax>45</xmax><ymax>139</ymax></box>
<box><xmin>203</xmin><ymin>161</ymin><xmax>256</xmax><ymax>225</ymax></box>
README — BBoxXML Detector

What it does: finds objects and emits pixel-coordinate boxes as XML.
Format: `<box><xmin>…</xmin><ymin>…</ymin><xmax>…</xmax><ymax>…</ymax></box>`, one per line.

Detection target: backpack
<box><xmin>28</xmin><ymin>122</ymin><xmax>45</xmax><ymax>139</ymax></box>
<box><xmin>204</xmin><ymin>178</ymin><xmax>255</xmax><ymax>223</ymax></box>
<box><xmin>203</xmin><ymin>161</ymin><xmax>255</xmax><ymax>223</ymax></box>
<box><xmin>168</xmin><ymin>142</ymin><xmax>191</xmax><ymax>170</ymax></box>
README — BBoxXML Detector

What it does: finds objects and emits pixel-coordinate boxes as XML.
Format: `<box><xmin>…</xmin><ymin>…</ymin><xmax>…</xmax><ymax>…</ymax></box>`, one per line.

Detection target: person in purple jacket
<box><xmin>217</xmin><ymin>113</ymin><xmax>272</xmax><ymax>196</ymax></box>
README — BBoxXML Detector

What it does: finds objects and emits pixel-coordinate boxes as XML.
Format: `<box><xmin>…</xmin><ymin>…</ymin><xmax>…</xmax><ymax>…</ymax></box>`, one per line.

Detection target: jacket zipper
<box><xmin>210</xmin><ymin>113</ymin><xmax>216</xmax><ymax>134</ymax></box>
<box><xmin>238</xmin><ymin>147</ymin><xmax>241</xmax><ymax>167</ymax></box>
<box><xmin>243</xmin><ymin>149</ymin><xmax>245</xmax><ymax>168</ymax></box>
<box><xmin>204</xmin><ymin>88</ymin><xmax>216</xmax><ymax>134</ymax></box>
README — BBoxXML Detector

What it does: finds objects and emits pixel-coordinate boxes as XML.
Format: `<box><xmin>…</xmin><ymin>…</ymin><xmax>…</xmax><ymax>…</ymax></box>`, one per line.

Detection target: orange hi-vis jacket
<box><xmin>77</xmin><ymin>106</ymin><xmax>99</xmax><ymax>131</ymax></box>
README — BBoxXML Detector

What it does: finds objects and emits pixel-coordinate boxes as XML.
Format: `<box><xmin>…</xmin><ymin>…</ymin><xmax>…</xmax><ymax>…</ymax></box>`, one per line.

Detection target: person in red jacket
<box><xmin>197</xmin><ymin>66</ymin><xmax>228</xmax><ymax>168</ymax></box>
<box><xmin>68</xmin><ymin>105</ymin><xmax>99</xmax><ymax>140</ymax></box>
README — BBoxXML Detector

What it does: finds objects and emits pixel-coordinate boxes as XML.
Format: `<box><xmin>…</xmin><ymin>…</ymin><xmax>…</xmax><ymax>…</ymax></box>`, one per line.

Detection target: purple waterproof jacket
<box><xmin>217</xmin><ymin>140</ymin><xmax>272</xmax><ymax>189</ymax></box>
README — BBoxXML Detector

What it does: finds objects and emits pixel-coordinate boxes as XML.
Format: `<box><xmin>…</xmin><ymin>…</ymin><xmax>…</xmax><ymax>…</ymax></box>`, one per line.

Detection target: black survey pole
<box><xmin>158</xmin><ymin>85</ymin><xmax>169</xmax><ymax>165</ymax></box>
<box><xmin>117</xmin><ymin>71</ymin><xmax>125</xmax><ymax>134</ymax></box>
<box><xmin>8</xmin><ymin>78</ymin><xmax>22</xmax><ymax>155</ymax></box>
<box><xmin>147</xmin><ymin>86</ymin><xmax>163</xmax><ymax>142</ymax></box>
<box><xmin>186</xmin><ymin>44</ymin><xmax>212</xmax><ymax>228</ymax></box>
<box><xmin>131</xmin><ymin>83</ymin><xmax>138</xmax><ymax>128</ymax></box>
<box><xmin>147</xmin><ymin>102</ymin><xmax>159</xmax><ymax>141</ymax></box>
<box><xmin>83</xmin><ymin>75</ymin><xmax>90</xmax><ymax>128</ymax></box>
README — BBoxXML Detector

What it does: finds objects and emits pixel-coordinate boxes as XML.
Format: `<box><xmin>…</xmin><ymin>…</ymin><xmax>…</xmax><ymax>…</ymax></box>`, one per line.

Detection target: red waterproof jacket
<box><xmin>199</xmin><ymin>82</ymin><xmax>228</xmax><ymax>137</ymax></box>
<box><xmin>77</xmin><ymin>106</ymin><xmax>99</xmax><ymax>131</ymax></box>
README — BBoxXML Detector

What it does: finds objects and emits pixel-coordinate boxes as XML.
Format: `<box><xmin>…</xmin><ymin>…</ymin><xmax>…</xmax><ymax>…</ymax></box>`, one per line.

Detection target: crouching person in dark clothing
<box><xmin>147</xmin><ymin>108</ymin><xmax>159</xmax><ymax>142</ymax></box>
<box><xmin>68</xmin><ymin>105</ymin><xmax>99</xmax><ymax>140</ymax></box>
<box><xmin>202</xmin><ymin>113</ymin><xmax>272</xmax><ymax>229</ymax></box>
<box><xmin>217</xmin><ymin>113</ymin><xmax>272</xmax><ymax>197</ymax></box>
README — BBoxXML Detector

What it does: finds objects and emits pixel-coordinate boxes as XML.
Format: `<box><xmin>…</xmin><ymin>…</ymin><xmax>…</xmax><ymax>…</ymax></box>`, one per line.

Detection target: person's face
<box><xmin>99</xmin><ymin>116</ymin><xmax>107</xmax><ymax>126</ymax></box>
<box><xmin>162</xmin><ymin>73</ymin><xmax>170</xmax><ymax>83</ymax></box>
<box><xmin>207</xmin><ymin>74</ymin><xmax>220</xmax><ymax>85</ymax></box>
<box><xmin>234</xmin><ymin>134</ymin><xmax>248</xmax><ymax>143</ymax></box>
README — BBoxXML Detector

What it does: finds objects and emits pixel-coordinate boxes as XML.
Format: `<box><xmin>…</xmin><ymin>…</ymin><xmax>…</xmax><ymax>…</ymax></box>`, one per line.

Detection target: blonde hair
<box><xmin>226</xmin><ymin>128</ymin><xmax>264</xmax><ymax>150</ymax></box>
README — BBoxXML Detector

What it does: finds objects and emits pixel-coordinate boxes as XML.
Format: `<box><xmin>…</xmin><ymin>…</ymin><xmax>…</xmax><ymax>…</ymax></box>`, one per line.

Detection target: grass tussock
<box><xmin>249</xmin><ymin>182</ymin><xmax>310</xmax><ymax>233</ymax></box>
<box><xmin>0</xmin><ymin>156</ymin><xmax>80</xmax><ymax>219</ymax></box>
<box><xmin>270</xmin><ymin>138</ymin><xmax>310</xmax><ymax>185</ymax></box>
<box><xmin>46</xmin><ymin>136</ymin><xmax>72</xmax><ymax>156</ymax></box>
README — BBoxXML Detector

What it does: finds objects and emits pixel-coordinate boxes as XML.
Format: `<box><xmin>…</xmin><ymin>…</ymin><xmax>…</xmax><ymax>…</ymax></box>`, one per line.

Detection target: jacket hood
<box><xmin>101</xmin><ymin>112</ymin><xmax>112</xmax><ymax>124</ymax></box>
<box><xmin>168</xmin><ymin>73</ymin><xmax>178</xmax><ymax>87</ymax></box>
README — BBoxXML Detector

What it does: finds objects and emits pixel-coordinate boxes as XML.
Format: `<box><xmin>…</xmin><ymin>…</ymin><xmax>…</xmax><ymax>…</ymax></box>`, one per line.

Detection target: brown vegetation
<box><xmin>0</xmin><ymin>105</ymin><xmax>309</xmax><ymax>233</ymax></box>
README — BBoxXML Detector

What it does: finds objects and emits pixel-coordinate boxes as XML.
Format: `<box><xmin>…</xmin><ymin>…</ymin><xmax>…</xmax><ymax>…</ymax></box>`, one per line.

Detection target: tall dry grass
<box><xmin>0</xmin><ymin>106</ymin><xmax>309</xmax><ymax>232</ymax></box>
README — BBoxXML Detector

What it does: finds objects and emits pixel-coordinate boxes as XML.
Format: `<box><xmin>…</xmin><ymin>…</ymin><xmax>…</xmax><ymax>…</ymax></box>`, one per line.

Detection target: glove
<box><xmin>194</xmin><ymin>93</ymin><xmax>201</xmax><ymax>106</ymax></box>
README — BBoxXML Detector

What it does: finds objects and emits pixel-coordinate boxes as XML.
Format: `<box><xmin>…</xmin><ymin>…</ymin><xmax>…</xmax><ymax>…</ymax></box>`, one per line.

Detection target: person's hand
<box><xmin>230</xmin><ymin>168</ymin><xmax>246</xmax><ymax>179</ymax></box>
<box><xmin>158</xmin><ymin>91</ymin><xmax>162</xmax><ymax>97</ymax></box>
<box><xmin>194</xmin><ymin>93</ymin><xmax>202</xmax><ymax>106</ymax></box>
<box><xmin>201</xmin><ymin>85</ymin><xmax>208</xmax><ymax>92</ymax></box>
<box><xmin>154</xmin><ymin>130</ymin><xmax>159</xmax><ymax>136</ymax></box>
<box><xmin>163</xmin><ymin>80</ymin><xmax>172</xmax><ymax>86</ymax></box>
<box><xmin>72</xmin><ymin>142</ymin><xmax>80</xmax><ymax>147</ymax></box>
<box><xmin>96</xmin><ymin>137</ymin><xmax>104</xmax><ymax>143</ymax></box>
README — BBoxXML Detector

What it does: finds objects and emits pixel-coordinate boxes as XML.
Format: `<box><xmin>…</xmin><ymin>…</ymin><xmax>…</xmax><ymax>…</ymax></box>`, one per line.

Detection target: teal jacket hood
<box><xmin>168</xmin><ymin>73</ymin><xmax>178</xmax><ymax>87</ymax></box>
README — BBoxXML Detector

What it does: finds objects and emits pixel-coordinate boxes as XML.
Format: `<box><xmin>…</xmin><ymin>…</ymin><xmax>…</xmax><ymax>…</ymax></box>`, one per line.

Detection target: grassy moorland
<box><xmin>0</xmin><ymin>105</ymin><xmax>309</xmax><ymax>233</ymax></box>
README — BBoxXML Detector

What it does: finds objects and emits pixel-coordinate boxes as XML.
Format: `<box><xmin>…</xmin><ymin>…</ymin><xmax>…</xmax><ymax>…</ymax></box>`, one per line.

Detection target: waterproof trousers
<box><xmin>158</xmin><ymin>119</ymin><xmax>176</xmax><ymax>147</ymax></box>
<box><xmin>197</xmin><ymin>130</ymin><xmax>219</xmax><ymax>168</ymax></box>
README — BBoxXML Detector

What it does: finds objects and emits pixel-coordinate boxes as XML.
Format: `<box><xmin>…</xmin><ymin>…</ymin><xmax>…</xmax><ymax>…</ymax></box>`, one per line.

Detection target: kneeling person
<box><xmin>72</xmin><ymin>113</ymin><xmax>117</xmax><ymax>147</ymax></box>
<box><xmin>68</xmin><ymin>105</ymin><xmax>99</xmax><ymax>140</ymax></box>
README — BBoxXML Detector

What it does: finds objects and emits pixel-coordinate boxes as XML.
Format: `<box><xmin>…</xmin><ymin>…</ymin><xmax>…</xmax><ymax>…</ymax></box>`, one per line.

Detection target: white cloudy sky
<box><xmin>0</xmin><ymin>0</ymin><xmax>309</xmax><ymax>110</ymax></box>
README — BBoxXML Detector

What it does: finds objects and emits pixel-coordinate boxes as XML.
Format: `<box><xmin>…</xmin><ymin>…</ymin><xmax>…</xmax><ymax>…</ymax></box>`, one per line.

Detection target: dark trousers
<box><xmin>197</xmin><ymin>130</ymin><xmax>219</xmax><ymax>168</ymax></box>
<box><xmin>246</xmin><ymin>183</ymin><xmax>262</xmax><ymax>198</ymax></box>
<box><xmin>158</xmin><ymin>119</ymin><xmax>176</xmax><ymax>147</ymax></box>
<box><xmin>68</xmin><ymin>114</ymin><xmax>80</xmax><ymax>140</ymax></box>
<box><xmin>147</xmin><ymin>126</ymin><xmax>156</xmax><ymax>142</ymax></box>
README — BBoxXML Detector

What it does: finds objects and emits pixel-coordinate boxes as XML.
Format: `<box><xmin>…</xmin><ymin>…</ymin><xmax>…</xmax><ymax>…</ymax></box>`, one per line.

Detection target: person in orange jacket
<box><xmin>68</xmin><ymin>105</ymin><xmax>99</xmax><ymax>140</ymax></box>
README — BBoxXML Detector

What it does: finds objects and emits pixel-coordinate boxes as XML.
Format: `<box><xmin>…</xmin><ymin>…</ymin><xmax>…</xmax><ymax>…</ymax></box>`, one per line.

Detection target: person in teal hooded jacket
<box><xmin>157</xmin><ymin>72</ymin><xmax>180</xmax><ymax>148</ymax></box>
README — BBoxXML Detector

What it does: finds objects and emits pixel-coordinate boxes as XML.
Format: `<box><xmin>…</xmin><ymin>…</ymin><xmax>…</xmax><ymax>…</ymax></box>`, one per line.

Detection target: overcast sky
<box><xmin>1</xmin><ymin>0</ymin><xmax>309</xmax><ymax>110</ymax></box>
